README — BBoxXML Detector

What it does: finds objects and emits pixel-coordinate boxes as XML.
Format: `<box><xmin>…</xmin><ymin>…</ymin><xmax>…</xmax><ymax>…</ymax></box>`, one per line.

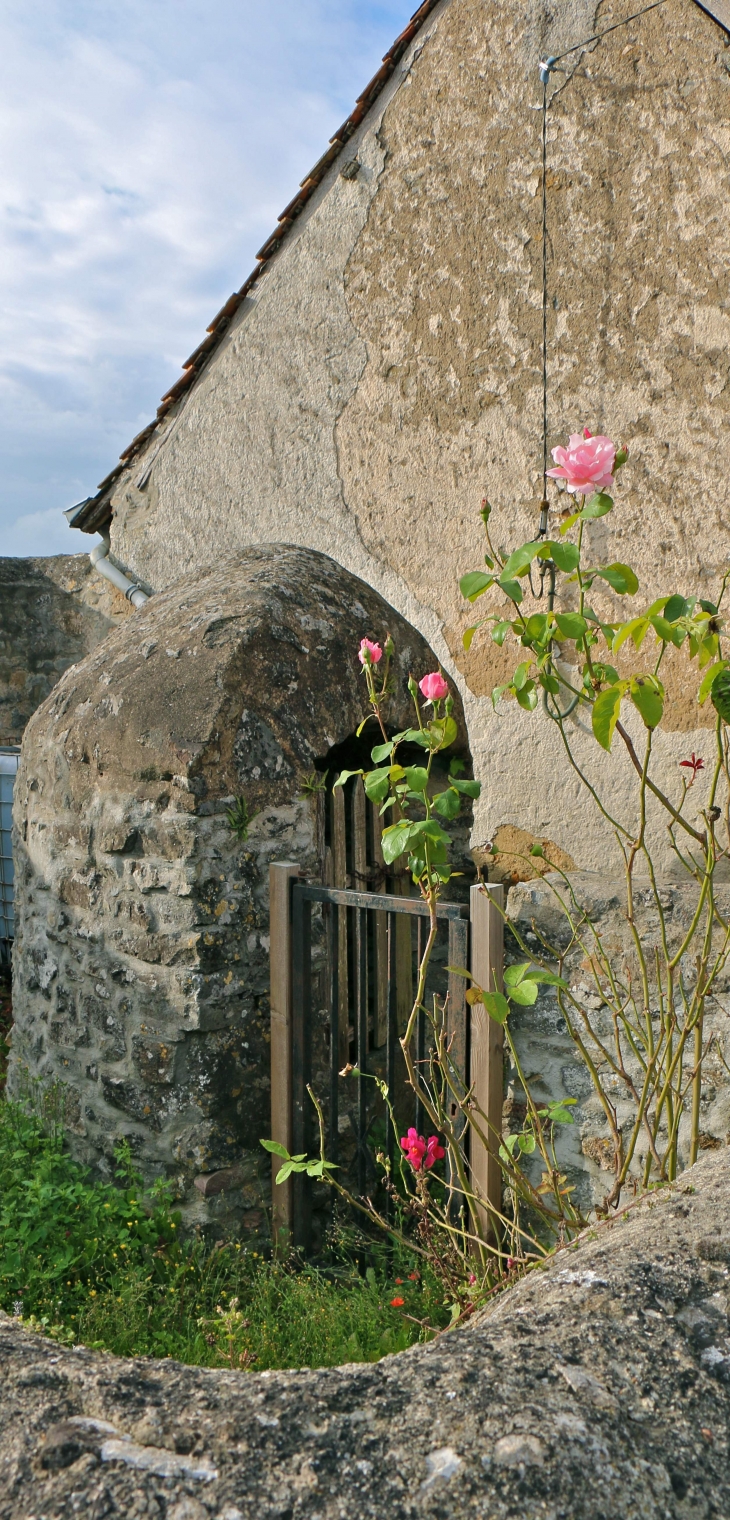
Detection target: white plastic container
<box><xmin>0</xmin><ymin>749</ymin><xmax>19</xmax><ymax>959</ymax></box>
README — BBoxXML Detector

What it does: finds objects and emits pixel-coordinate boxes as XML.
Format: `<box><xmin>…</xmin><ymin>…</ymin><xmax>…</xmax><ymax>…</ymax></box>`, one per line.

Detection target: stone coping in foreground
<box><xmin>2</xmin><ymin>1149</ymin><xmax>730</xmax><ymax>1519</ymax></box>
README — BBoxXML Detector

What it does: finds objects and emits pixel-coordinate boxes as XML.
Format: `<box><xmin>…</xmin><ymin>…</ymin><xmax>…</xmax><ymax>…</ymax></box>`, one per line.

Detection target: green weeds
<box><xmin>0</xmin><ymin>1099</ymin><xmax>445</xmax><ymax>1369</ymax></box>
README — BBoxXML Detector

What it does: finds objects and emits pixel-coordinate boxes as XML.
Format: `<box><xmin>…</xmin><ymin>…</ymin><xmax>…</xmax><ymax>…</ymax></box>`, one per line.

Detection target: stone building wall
<box><xmin>7</xmin><ymin>546</ymin><xmax>472</xmax><ymax>1233</ymax></box>
<box><xmin>0</xmin><ymin>555</ymin><xmax>130</xmax><ymax>748</ymax></box>
<box><xmin>506</xmin><ymin>872</ymin><xmax>730</xmax><ymax>1208</ymax></box>
<box><xmin>90</xmin><ymin>0</ymin><xmax>730</xmax><ymax>875</ymax></box>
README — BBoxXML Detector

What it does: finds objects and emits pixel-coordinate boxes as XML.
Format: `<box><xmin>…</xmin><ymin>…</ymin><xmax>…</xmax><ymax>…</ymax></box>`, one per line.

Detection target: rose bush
<box><xmin>460</xmin><ymin>427</ymin><xmax>730</xmax><ymax>1212</ymax></box>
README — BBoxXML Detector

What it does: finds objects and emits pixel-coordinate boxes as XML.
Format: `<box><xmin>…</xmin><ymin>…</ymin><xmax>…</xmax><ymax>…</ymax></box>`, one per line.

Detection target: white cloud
<box><xmin>0</xmin><ymin>0</ymin><xmax>407</xmax><ymax>556</ymax></box>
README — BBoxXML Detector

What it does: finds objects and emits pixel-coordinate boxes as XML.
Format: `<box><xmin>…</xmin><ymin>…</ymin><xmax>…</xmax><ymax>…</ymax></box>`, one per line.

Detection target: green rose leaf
<box><xmin>699</xmin><ymin>660</ymin><xmax>727</xmax><ymax>706</ymax></box>
<box><xmin>595</xmin><ymin>562</ymin><xmax>639</xmax><ymax>596</ymax></box>
<box><xmin>542</xmin><ymin>540</ymin><xmax>580</xmax><ymax>573</ymax></box>
<box><xmin>530</xmin><ymin>970</ymin><xmax>569</xmax><ymax>988</ymax></box>
<box><xmin>460</xmin><ymin>571</ymin><xmax>494</xmax><ymax>602</ymax></box>
<box><xmin>427</xmin><ymin>716</ymin><xmax>458</xmax><ymax>750</ymax></box>
<box><xmin>450</xmin><ymin>777</ymin><xmax>481</xmax><ymax>798</ymax></box>
<box><xmin>512</xmin><ymin>661</ymin><xmax>532</xmax><ymax>691</ymax></box>
<box><xmin>402</xmin><ymin>728</ymin><xmax>432</xmax><ymax>748</ymax></box>
<box><xmin>380</xmin><ymin>820</ymin><xmax>414</xmax><ymax>864</ymax></box>
<box><xmin>612</xmin><ymin>616</ymin><xmax>650</xmax><ymax>653</ymax></box>
<box><xmin>498</xmin><ymin>577</ymin><xmax>524</xmax><ymax>604</ymax></box>
<box><xmin>524</xmin><ymin>612</ymin><xmax>549</xmax><ymax>640</ymax></box>
<box><xmin>260</xmin><ymin>1139</ymin><xmax>290</xmax><ymax>1158</ymax></box>
<box><xmin>409</xmin><ymin>818</ymin><xmax>452</xmax><ymax>846</ymax></box>
<box><xmin>363</xmin><ymin>768</ymin><xmax>391</xmax><ymax>804</ymax></box>
<box><xmin>630</xmin><ymin>675</ymin><xmax>664</xmax><ymax>730</ymax></box>
<box><xmin>432</xmin><ymin>787</ymin><xmax>461</xmax><ymax>820</ymax></box>
<box><xmin>649</xmin><ymin>614</ymin><xmax>685</xmax><ymax>648</ymax></box>
<box><xmin>492</xmin><ymin>620</ymin><xmax>512</xmax><ymax>646</ymax></box>
<box><xmin>664</xmin><ymin>594</ymin><xmax>690</xmax><ymax>622</ymax></box>
<box><xmin>515</xmin><ymin>680</ymin><xmax>538</xmax><ymax>711</ymax></box>
<box><xmin>554</xmin><ymin>612</ymin><xmax>588</xmax><ymax>641</ymax></box>
<box><xmin>333</xmin><ymin>769</ymin><xmax>363</xmax><ymax>788</ymax></box>
<box><xmin>403</xmin><ymin>766</ymin><xmax>429</xmax><ymax>793</ymax></box>
<box><xmin>518</xmin><ymin>1133</ymin><xmax>537</xmax><ymax>1154</ymax></box>
<box><xmin>711</xmin><ymin>667</ymin><xmax>730</xmax><ymax>723</ymax></box>
<box><xmin>507</xmin><ymin>980</ymin><xmax>539</xmax><ymax>1006</ymax></box>
<box><xmin>592</xmin><ymin>682</ymin><xmax>624</xmax><ymax>751</ymax></box>
<box><xmin>580</xmin><ymin>492</ymin><xmax>614</xmax><ymax>519</ymax></box>
<box><xmin>501</xmin><ymin>542</ymin><xmax>543</xmax><ymax>580</ymax></box>
<box><xmin>371</xmin><ymin>741</ymin><xmax>394</xmax><ymax>763</ymax></box>
<box><xmin>482</xmin><ymin>990</ymin><xmax>510</xmax><ymax>1024</ymax></box>
<box><xmin>463</xmin><ymin>625</ymin><xmax>479</xmax><ymax>651</ymax></box>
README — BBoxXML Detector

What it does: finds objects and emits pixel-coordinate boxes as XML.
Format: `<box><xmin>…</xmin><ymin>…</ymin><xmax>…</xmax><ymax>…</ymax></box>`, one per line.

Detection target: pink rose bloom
<box><xmin>546</xmin><ymin>428</ymin><xmax>616</xmax><ymax>497</ymax></box>
<box><xmin>419</xmin><ymin>671</ymin><xmax>449</xmax><ymax>702</ymax></box>
<box><xmin>358</xmin><ymin>638</ymin><xmax>383</xmax><ymax>665</ymax></box>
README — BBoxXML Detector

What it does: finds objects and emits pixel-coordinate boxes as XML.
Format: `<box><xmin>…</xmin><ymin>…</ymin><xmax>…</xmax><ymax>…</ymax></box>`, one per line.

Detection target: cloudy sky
<box><xmin>0</xmin><ymin>0</ymin><xmax>407</xmax><ymax>556</ymax></box>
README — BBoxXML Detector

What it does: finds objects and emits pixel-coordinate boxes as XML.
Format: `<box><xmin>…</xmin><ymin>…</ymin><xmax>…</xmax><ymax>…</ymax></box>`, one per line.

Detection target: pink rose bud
<box><xmin>546</xmin><ymin>431</ymin><xmax>616</xmax><ymax>497</ymax></box>
<box><xmin>359</xmin><ymin>638</ymin><xmax>383</xmax><ymax>665</ymax></box>
<box><xmin>419</xmin><ymin>671</ymin><xmax>449</xmax><ymax>702</ymax></box>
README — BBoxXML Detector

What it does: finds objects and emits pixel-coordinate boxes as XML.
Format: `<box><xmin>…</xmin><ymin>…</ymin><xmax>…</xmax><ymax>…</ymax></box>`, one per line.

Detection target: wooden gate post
<box><xmin>469</xmin><ymin>882</ymin><xmax>504</xmax><ymax>1239</ymax></box>
<box><xmin>269</xmin><ymin>861</ymin><xmax>299</xmax><ymax>1248</ymax></box>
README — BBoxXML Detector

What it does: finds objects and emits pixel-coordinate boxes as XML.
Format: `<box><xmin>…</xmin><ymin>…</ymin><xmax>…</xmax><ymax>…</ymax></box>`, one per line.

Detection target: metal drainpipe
<box><xmin>89</xmin><ymin>534</ymin><xmax>150</xmax><ymax>608</ymax></box>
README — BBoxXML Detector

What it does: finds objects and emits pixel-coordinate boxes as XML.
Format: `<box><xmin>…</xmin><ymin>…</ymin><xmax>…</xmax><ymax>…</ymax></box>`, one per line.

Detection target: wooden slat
<box><xmin>469</xmin><ymin>883</ymin><xmax>504</xmax><ymax>1242</ymax></box>
<box><xmin>352</xmin><ymin>776</ymin><xmax>368</xmax><ymax>888</ymax></box>
<box><xmin>395</xmin><ymin>873</ymin><xmax>413</xmax><ymax>1034</ymax></box>
<box><xmin>331</xmin><ymin>781</ymin><xmax>349</xmax><ymax>1066</ymax></box>
<box><xmin>447</xmin><ymin>916</ymin><xmax>469</xmax><ymax>1099</ymax></box>
<box><xmin>352</xmin><ymin>779</ymin><xmax>369</xmax><ymax>1041</ymax></box>
<box><xmin>372</xmin><ymin>803</ymin><xmax>388</xmax><ymax>1047</ymax></box>
<box><xmin>269</xmin><ymin>861</ymin><xmax>299</xmax><ymax>1248</ymax></box>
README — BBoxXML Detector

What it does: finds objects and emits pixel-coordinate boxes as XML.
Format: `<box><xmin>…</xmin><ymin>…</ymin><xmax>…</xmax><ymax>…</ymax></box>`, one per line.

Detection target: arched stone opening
<box><xmin>7</xmin><ymin>544</ymin><xmax>472</xmax><ymax>1234</ymax></box>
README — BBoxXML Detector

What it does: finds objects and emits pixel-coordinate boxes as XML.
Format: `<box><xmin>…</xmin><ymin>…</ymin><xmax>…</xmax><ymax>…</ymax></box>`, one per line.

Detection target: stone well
<box><xmin>7</xmin><ymin>544</ymin><xmax>471</xmax><ymax>1233</ymax></box>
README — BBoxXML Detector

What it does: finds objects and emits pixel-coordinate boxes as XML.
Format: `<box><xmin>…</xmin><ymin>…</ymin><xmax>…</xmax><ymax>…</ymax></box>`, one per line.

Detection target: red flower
<box><xmin>679</xmin><ymin>753</ymin><xmax>704</xmax><ymax>785</ymax></box>
<box><xmin>390</xmin><ymin>1297</ymin><xmax>405</xmax><ymax>1307</ymax></box>
<box><xmin>408</xmin><ymin>1272</ymin><xmax>420</xmax><ymax>1281</ymax></box>
<box><xmin>425</xmin><ymin>1136</ymin><xmax>446</xmax><ymax>1169</ymax></box>
<box><xmin>399</xmin><ymin>1129</ymin><xmax>445</xmax><ymax>1172</ymax></box>
<box><xmin>395</xmin><ymin>1278</ymin><xmax>403</xmax><ymax>1285</ymax></box>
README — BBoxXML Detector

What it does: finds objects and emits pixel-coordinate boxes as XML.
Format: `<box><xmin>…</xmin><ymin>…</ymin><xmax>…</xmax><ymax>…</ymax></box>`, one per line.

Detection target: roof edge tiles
<box><xmin>68</xmin><ymin>0</ymin><xmax>730</xmax><ymax>535</ymax></box>
<box><xmin>69</xmin><ymin>0</ymin><xmax>442</xmax><ymax>534</ymax></box>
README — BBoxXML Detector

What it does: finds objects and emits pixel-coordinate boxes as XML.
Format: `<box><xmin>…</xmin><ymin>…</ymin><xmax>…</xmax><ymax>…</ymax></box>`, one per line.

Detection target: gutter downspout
<box><xmin>89</xmin><ymin>534</ymin><xmax>150</xmax><ymax>608</ymax></box>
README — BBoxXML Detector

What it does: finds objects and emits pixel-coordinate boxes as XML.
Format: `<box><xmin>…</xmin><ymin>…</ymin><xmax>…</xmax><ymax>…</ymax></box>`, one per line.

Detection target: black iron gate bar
<box><xmin>290</xmin><ymin>879</ymin><xmax>469</xmax><ymax>1248</ymax></box>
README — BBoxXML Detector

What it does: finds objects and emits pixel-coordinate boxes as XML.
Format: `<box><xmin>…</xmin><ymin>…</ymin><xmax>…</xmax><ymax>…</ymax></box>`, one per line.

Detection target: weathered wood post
<box><xmin>269</xmin><ymin>861</ymin><xmax>299</xmax><ymax>1248</ymax></box>
<box><xmin>469</xmin><ymin>882</ymin><xmax>505</xmax><ymax>1239</ymax></box>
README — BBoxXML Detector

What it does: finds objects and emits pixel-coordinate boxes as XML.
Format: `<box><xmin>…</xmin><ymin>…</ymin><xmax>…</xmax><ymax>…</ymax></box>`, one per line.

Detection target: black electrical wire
<box><xmin>535</xmin><ymin>2</ymin><xmax>669</xmax><ymax>719</ymax></box>
<box><xmin>540</xmin><ymin>0</ymin><xmax>668</xmax><ymax>74</ymax></box>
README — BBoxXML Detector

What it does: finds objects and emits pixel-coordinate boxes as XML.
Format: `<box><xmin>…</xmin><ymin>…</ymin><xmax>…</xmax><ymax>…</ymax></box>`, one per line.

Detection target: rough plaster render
<box><xmin>92</xmin><ymin>0</ymin><xmax>730</xmax><ymax>874</ymax></box>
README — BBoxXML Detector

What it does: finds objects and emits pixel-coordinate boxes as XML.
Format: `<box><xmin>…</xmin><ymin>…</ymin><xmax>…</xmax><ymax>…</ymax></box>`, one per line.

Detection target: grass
<box><xmin>0</xmin><ymin>1097</ymin><xmax>449</xmax><ymax>1369</ymax></box>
